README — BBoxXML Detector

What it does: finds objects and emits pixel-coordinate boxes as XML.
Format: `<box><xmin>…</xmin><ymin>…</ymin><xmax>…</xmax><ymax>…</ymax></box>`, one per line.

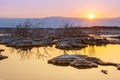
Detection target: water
<box><xmin>0</xmin><ymin>44</ymin><xmax>120</xmax><ymax>80</ymax></box>
<box><xmin>1</xmin><ymin>18</ymin><xmax>120</xmax><ymax>28</ymax></box>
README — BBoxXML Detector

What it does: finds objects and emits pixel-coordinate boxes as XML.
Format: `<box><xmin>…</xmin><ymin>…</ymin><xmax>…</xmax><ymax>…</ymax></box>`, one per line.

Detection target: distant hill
<box><xmin>0</xmin><ymin>17</ymin><xmax>120</xmax><ymax>28</ymax></box>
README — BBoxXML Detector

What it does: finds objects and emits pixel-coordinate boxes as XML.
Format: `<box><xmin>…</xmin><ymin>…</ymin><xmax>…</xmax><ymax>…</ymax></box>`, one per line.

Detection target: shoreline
<box><xmin>0</xmin><ymin>26</ymin><xmax>119</xmax><ymax>50</ymax></box>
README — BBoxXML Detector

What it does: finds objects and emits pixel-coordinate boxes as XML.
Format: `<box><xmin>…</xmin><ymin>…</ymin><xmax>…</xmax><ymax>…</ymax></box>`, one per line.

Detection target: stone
<box><xmin>84</xmin><ymin>57</ymin><xmax>104</xmax><ymax>64</ymax></box>
<box><xmin>101</xmin><ymin>70</ymin><xmax>108</xmax><ymax>74</ymax></box>
<box><xmin>56</xmin><ymin>41</ymin><xmax>87</xmax><ymax>50</ymax></box>
<box><xmin>0</xmin><ymin>49</ymin><xmax>5</xmax><ymax>54</ymax></box>
<box><xmin>116</xmin><ymin>64</ymin><xmax>120</xmax><ymax>70</ymax></box>
<box><xmin>48</xmin><ymin>54</ymin><xmax>120</xmax><ymax>70</ymax></box>
<box><xmin>0</xmin><ymin>55</ymin><xmax>8</xmax><ymax>60</ymax></box>
<box><xmin>55</xmin><ymin>41</ymin><xmax>72</xmax><ymax>50</ymax></box>
<box><xmin>70</xmin><ymin>59</ymin><xmax>98</xmax><ymax>69</ymax></box>
<box><xmin>48</xmin><ymin>54</ymin><xmax>80</xmax><ymax>66</ymax></box>
<box><xmin>0</xmin><ymin>49</ymin><xmax>5</xmax><ymax>52</ymax></box>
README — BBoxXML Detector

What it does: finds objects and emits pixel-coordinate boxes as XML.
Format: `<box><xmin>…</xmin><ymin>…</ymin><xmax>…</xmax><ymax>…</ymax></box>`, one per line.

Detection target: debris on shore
<box><xmin>101</xmin><ymin>70</ymin><xmax>108</xmax><ymax>74</ymax></box>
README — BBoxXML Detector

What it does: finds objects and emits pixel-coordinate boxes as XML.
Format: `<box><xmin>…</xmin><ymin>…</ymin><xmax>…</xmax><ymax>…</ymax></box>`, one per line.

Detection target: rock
<box><xmin>110</xmin><ymin>36</ymin><xmax>120</xmax><ymax>39</ymax></box>
<box><xmin>84</xmin><ymin>57</ymin><xmax>104</xmax><ymax>64</ymax></box>
<box><xmin>55</xmin><ymin>41</ymin><xmax>72</xmax><ymax>50</ymax></box>
<box><xmin>6</xmin><ymin>40</ymin><xmax>32</xmax><ymax>47</ymax></box>
<box><xmin>48</xmin><ymin>54</ymin><xmax>83</xmax><ymax>66</ymax></box>
<box><xmin>48</xmin><ymin>54</ymin><xmax>120</xmax><ymax>70</ymax></box>
<box><xmin>84</xmin><ymin>56</ymin><xmax>119</xmax><ymax>67</ymax></box>
<box><xmin>101</xmin><ymin>62</ymin><xmax>117</xmax><ymax>66</ymax></box>
<box><xmin>116</xmin><ymin>64</ymin><xmax>120</xmax><ymax>70</ymax></box>
<box><xmin>56</xmin><ymin>41</ymin><xmax>87</xmax><ymax>50</ymax></box>
<box><xmin>6</xmin><ymin>38</ymin><xmax>54</xmax><ymax>48</ymax></box>
<box><xmin>34</xmin><ymin>38</ymin><xmax>53</xmax><ymax>46</ymax></box>
<box><xmin>109</xmin><ymin>40</ymin><xmax>120</xmax><ymax>44</ymax></box>
<box><xmin>0</xmin><ymin>49</ymin><xmax>5</xmax><ymax>52</ymax></box>
<box><xmin>71</xmin><ymin>44</ymin><xmax>87</xmax><ymax>49</ymax></box>
<box><xmin>101</xmin><ymin>70</ymin><xmax>108</xmax><ymax>74</ymax></box>
<box><xmin>0</xmin><ymin>49</ymin><xmax>5</xmax><ymax>54</ymax></box>
<box><xmin>70</xmin><ymin>59</ymin><xmax>98</xmax><ymax>69</ymax></box>
<box><xmin>0</xmin><ymin>55</ymin><xmax>8</xmax><ymax>60</ymax></box>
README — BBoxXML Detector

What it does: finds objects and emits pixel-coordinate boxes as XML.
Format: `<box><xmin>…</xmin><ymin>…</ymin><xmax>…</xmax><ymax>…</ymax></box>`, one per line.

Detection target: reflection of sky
<box><xmin>0</xmin><ymin>44</ymin><xmax>120</xmax><ymax>80</ymax></box>
<box><xmin>0</xmin><ymin>0</ymin><xmax>120</xmax><ymax>18</ymax></box>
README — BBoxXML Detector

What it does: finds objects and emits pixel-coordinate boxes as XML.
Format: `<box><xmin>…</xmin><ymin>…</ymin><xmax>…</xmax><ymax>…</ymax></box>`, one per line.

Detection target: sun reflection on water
<box><xmin>0</xmin><ymin>44</ymin><xmax>120</xmax><ymax>80</ymax></box>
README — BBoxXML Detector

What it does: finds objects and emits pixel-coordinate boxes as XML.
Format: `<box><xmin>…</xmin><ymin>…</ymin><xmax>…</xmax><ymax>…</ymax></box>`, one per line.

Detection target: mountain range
<box><xmin>0</xmin><ymin>16</ymin><xmax>120</xmax><ymax>28</ymax></box>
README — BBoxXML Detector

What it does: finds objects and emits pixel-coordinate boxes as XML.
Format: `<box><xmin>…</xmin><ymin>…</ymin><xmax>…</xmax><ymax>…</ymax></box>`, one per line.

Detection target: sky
<box><xmin>0</xmin><ymin>0</ymin><xmax>120</xmax><ymax>18</ymax></box>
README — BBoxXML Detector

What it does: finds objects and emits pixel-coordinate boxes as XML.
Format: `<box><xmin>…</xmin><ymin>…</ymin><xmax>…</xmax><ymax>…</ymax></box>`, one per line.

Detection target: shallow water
<box><xmin>0</xmin><ymin>44</ymin><xmax>120</xmax><ymax>80</ymax></box>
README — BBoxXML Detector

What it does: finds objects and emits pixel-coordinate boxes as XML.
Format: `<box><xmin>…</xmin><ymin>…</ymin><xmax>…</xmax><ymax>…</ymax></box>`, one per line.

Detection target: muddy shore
<box><xmin>0</xmin><ymin>26</ymin><xmax>119</xmax><ymax>50</ymax></box>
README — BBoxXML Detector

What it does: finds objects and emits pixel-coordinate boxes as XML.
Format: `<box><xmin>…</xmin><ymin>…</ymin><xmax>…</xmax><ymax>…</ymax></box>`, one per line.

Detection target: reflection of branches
<box><xmin>43</xmin><ymin>47</ymin><xmax>51</xmax><ymax>57</ymax></box>
<box><xmin>63</xmin><ymin>50</ymin><xmax>68</xmax><ymax>54</ymax></box>
<box><xmin>88</xmin><ymin>45</ymin><xmax>96</xmax><ymax>56</ymax></box>
<box><xmin>9</xmin><ymin>48</ymin><xmax>16</xmax><ymax>54</ymax></box>
<box><xmin>35</xmin><ymin>47</ymin><xmax>51</xmax><ymax>60</ymax></box>
<box><xmin>80</xmin><ymin>45</ymin><xmax>96</xmax><ymax>56</ymax></box>
<box><xmin>18</xmin><ymin>49</ymin><xmax>33</xmax><ymax>60</ymax></box>
<box><xmin>59</xmin><ymin>45</ymin><xmax>96</xmax><ymax>56</ymax></box>
<box><xmin>9</xmin><ymin>47</ymin><xmax>34</xmax><ymax>59</ymax></box>
<box><xmin>82</xmin><ymin>45</ymin><xmax>107</xmax><ymax>56</ymax></box>
<box><xmin>9</xmin><ymin>46</ymin><xmax>51</xmax><ymax>60</ymax></box>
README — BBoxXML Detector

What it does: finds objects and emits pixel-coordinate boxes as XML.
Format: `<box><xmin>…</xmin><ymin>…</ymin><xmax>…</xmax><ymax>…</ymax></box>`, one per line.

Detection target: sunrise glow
<box><xmin>88</xmin><ymin>14</ymin><xmax>95</xmax><ymax>19</ymax></box>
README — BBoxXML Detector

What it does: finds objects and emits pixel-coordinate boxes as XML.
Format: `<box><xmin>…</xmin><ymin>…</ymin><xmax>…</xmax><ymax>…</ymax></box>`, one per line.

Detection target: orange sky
<box><xmin>0</xmin><ymin>0</ymin><xmax>120</xmax><ymax>18</ymax></box>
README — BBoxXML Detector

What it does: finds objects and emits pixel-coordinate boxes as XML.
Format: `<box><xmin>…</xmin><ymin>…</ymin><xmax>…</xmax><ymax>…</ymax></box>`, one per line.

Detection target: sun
<box><xmin>88</xmin><ymin>14</ymin><xmax>95</xmax><ymax>19</ymax></box>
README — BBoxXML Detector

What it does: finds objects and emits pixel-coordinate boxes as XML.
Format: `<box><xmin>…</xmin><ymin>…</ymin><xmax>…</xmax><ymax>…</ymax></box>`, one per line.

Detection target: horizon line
<box><xmin>0</xmin><ymin>16</ymin><xmax>120</xmax><ymax>19</ymax></box>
